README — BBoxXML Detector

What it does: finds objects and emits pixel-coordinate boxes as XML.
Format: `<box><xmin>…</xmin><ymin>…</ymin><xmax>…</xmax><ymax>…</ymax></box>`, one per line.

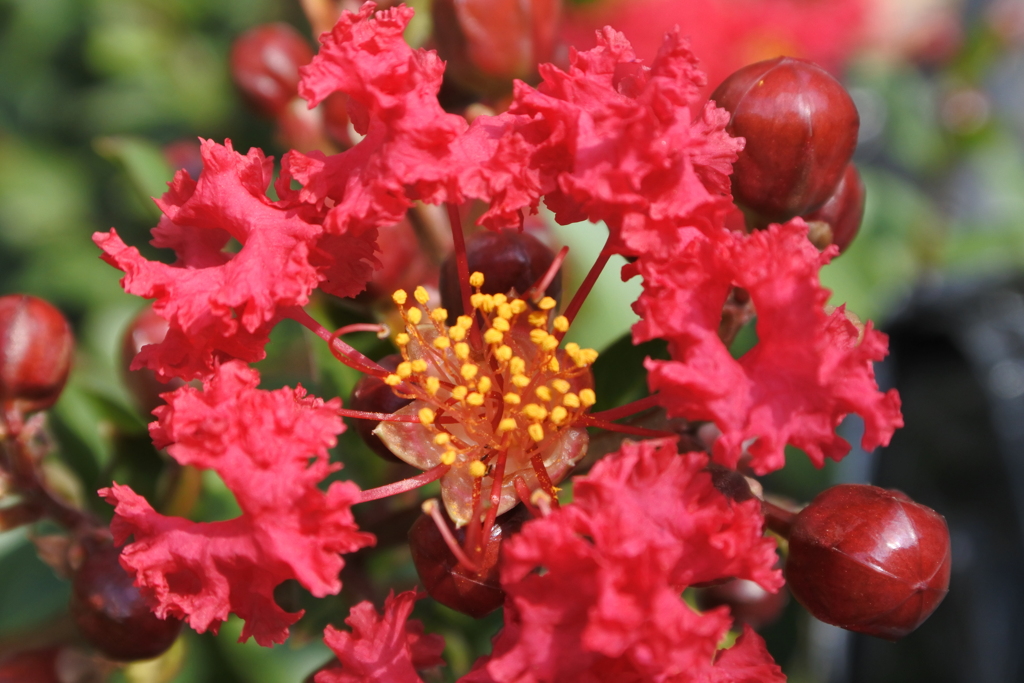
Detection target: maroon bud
<box><xmin>0</xmin><ymin>648</ymin><xmax>63</xmax><ymax>683</ymax></box>
<box><xmin>70</xmin><ymin>540</ymin><xmax>182</xmax><ymax>661</ymax></box>
<box><xmin>0</xmin><ymin>295</ymin><xmax>74</xmax><ymax>418</ymax></box>
<box><xmin>439</xmin><ymin>229</ymin><xmax>561</xmax><ymax>321</ymax></box>
<box><xmin>408</xmin><ymin>505</ymin><xmax>529</xmax><ymax>618</ymax></box>
<box><xmin>121</xmin><ymin>306</ymin><xmax>183</xmax><ymax>415</ymax></box>
<box><xmin>432</xmin><ymin>0</ymin><xmax>562</xmax><ymax>97</ymax></box>
<box><xmin>803</xmin><ymin>163</ymin><xmax>866</xmax><ymax>253</ymax></box>
<box><xmin>785</xmin><ymin>484</ymin><xmax>951</xmax><ymax>641</ymax></box>
<box><xmin>711</xmin><ymin>57</ymin><xmax>859</xmax><ymax>224</ymax></box>
<box><xmin>348</xmin><ymin>355</ymin><xmax>413</xmax><ymax>462</ymax></box>
<box><xmin>695</xmin><ymin>579</ymin><xmax>789</xmax><ymax>630</ymax></box>
<box><xmin>230</xmin><ymin>23</ymin><xmax>313</xmax><ymax>118</ymax></box>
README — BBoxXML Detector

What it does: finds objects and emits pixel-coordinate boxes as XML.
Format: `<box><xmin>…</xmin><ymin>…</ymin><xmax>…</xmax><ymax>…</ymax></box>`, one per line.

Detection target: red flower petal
<box><xmin>698</xmin><ymin>626</ymin><xmax>786</xmax><ymax>683</ymax></box>
<box><xmin>101</xmin><ymin>361</ymin><xmax>374</xmax><ymax>646</ymax></box>
<box><xmin>317</xmin><ymin>590</ymin><xmax>445</xmax><ymax>683</ymax></box>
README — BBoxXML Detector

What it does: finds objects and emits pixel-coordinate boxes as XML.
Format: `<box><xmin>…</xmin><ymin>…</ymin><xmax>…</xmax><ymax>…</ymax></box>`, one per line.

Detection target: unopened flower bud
<box><xmin>230</xmin><ymin>23</ymin><xmax>313</xmax><ymax>118</ymax></box>
<box><xmin>0</xmin><ymin>295</ymin><xmax>74</xmax><ymax>418</ymax></box>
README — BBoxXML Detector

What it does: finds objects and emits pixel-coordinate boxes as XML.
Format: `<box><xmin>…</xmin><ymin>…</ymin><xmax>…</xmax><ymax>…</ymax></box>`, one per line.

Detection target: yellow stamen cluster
<box><xmin>386</xmin><ymin>273</ymin><xmax>600</xmax><ymax>478</ymax></box>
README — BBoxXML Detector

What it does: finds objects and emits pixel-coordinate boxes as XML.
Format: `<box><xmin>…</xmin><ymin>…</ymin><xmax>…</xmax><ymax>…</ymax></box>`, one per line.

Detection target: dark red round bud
<box><xmin>0</xmin><ymin>648</ymin><xmax>62</xmax><ymax>683</ymax></box>
<box><xmin>409</xmin><ymin>505</ymin><xmax>529</xmax><ymax>617</ymax></box>
<box><xmin>348</xmin><ymin>355</ymin><xmax>413</xmax><ymax>462</ymax></box>
<box><xmin>69</xmin><ymin>540</ymin><xmax>182</xmax><ymax>661</ymax></box>
<box><xmin>121</xmin><ymin>306</ymin><xmax>183</xmax><ymax>415</ymax></box>
<box><xmin>803</xmin><ymin>163</ymin><xmax>865</xmax><ymax>254</ymax></box>
<box><xmin>439</xmin><ymin>229</ymin><xmax>561</xmax><ymax>321</ymax></box>
<box><xmin>432</xmin><ymin>0</ymin><xmax>562</xmax><ymax>97</ymax></box>
<box><xmin>785</xmin><ymin>484</ymin><xmax>951</xmax><ymax>641</ymax></box>
<box><xmin>0</xmin><ymin>295</ymin><xmax>74</xmax><ymax>418</ymax></box>
<box><xmin>695</xmin><ymin>579</ymin><xmax>789</xmax><ymax>631</ymax></box>
<box><xmin>711</xmin><ymin>57</ymin><xmax>859</xmax><ymax>224</ymax></box>
<box><xmin>230</xmin><ymin>23</ymin><xmax>313</xmax><ymax>118</ymax></box>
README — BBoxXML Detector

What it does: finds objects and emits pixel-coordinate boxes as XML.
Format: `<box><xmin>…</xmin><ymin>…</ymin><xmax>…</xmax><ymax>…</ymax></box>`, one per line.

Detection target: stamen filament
<box><xmin>526</xmin><ymin>245</ymin><xmax>569</xmax><ymax>302</ymax></box>
<box><xmin>286</xmin><ymin>307</ymin><xmax>387</xmax><ymax>377</ymax></box>
<box><xmin>582</xmin><ymin>415</ymin><xmax>677</xmax><ymax>438</ymax></box>
<box><xmin>423</xmin><ymin>499</ymin><xmax>481</xmax><ymax>573</ymax></box>
<box><xmin>358</xmin><ymin>464</ymin><xmax>451</xmax><ymax>503</ymax></box>
<box><xmin>446</xmin><ymin>202</ymin><xmax>475</xmax><ymax>329</ymax></box>
<box><xmin>336</xmin><ymin>408</ymin><xmax>422</xmax><ymax>423</ymax></box>
<box><xmin>588</xmin><ymin>394</ymin><xmax>662</xmax><ymax>422</ymax></box>
<box><xmin>560</xmin><ymin>237</ymin><xmax>615</xmax><ymax>333</ymax></box>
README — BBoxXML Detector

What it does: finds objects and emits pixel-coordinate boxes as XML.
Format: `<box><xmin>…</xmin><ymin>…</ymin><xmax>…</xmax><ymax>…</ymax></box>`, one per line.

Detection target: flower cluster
<box><xmin>93</xmin><ymin>2</ymin><xmax>902</xmax><ymax>680</ymax></box>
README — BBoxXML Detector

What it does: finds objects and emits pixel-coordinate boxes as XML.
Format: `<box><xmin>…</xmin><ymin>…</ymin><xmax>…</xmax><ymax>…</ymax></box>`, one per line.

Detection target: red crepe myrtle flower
<box><xmin>317</xmin><ymin>590</ymin><xmax>446</xmax><ymax>683</ymax></box>
<box><xmin>100</xmin><ymin>361</ymin><xmax>373</xmax><ymax>645</ymax></box>
<box><xmin>632</xmin><ymin>222</ymin><xmax>902</xmax><ymax>475</ymax></box>
<box><xmin>464</xmin><ymin>438</ymin><xmax>782</xmax><ymax>682</ymax></box>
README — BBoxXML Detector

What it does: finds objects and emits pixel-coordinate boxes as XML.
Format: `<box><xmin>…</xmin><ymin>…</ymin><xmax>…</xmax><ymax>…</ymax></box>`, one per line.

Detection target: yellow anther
<box><xmin>510</xmin><ymin>299</ymin><xmax>527</xmax><ymax>314</ymax></box>
<box><xmin>418</xmin><ymin>408</ymin><xmax>436</xmax><ymax>425</ymax></box>
<box><xmin>512</xmin><ymin>374</ymin><xmax>531</xmax><ymax>389</ymax></box>
<box><xmin>541</xmin><ymin>334</ymin><xmax>559</xmax><ymax>351</ymax></box>
<box><xmin>449</xmin><ymin>326</ymin><xmax>467</xmax><ymax>342</ymax></box>
<box><xmin>538</xmin><ymin>297</ymin><xmax>557</xmax><ymax>311</ymax></box>
<box><xmin>510</xmin><ymin>357</ymin><xmax>526</xmax><ymax>375</ymax></box>
<box><xmin>434</xmin><ymin>432</ymin><xmax>451</xmax><ymax>446</ymax></box>
<box><xmin>498</xmin><ymin>418</ymin><xmax>518</xmax><ymax>432</ymax></box>
<box><xmin>553</xmin><ymin>316</ymin><xmax>570</xmax><ymax>333</ymax></box>
<box><xmin>552</xmin><ymin>379</ymin><xmax>571</xmax><ymax>394</ymax></box>
<box><xmin>470</xmin><ymin>293</ymin><xmax>485</xmax><ymax>309</ymax></box>
<box><xmin>523</xmin><ymin>404</ymin><xmax>548</xmax><ymax>421</ymax></box>
<box><xmin>483</xmin><ymin>328</ymin><xmax>504</xmax><ymax>345</ymax></box>
<box><xmin>528</xmin><ymin>424</ymin><xmax>545</xmax><ymax>442</ymax></box>
<box><xmin>504</xmin><ymin>392</ymin><xmax>522</xmax><ymax>405</ymax></box>
<box><xmin>579</xmin><ymin>388</ymin><xmax>597</xmax><ymax>407</ymax></box>
<box><xmin>433</xmin><ymin>335</ymin><xmax>451</xmax><ymax>349</ymax></box>
<box><xmin>467</xmin><ymin>392</ymin><xmax>484</xmax><ymax>406</ymax></box>
<box><xmin>461</xmin><ymin>364</ymin><xmax>479</xmax><ymax>380</ymax></box>
<box><xmin>414</xmin><ymin>286</ymin><xmax>430</xmax><ymax>305</ymax></box>
<box><xmin>384</xmin><ymin>374</ymin><xmax>402</xmax><ymax>386</ymax></box>
<box><xmin>528</xmin><ymin>311</ymin><xmax>548</xmax><ymax>327</ymax></box>
<box><xmin>565</xmin><ymin>342</ymin><xmax>580</xmax><ymax>355</ymax></box>
<box><xmin>407</xmin><ymin>307</ymin><xmax>422</xmax><ymax>324</ymax></box>
<box><xmin>548</xmin><ymin>357</ymin><xmax>560</xmax><ymax>372</ymax></box>
<box><xmin>469</xmin><ymin>272</ymin><xmax>485</xmax><ymax>288</ymax></box>
<box><xmin>392</xmin><ymin>289</ymin><xmax>408</xmax><ymax>305</ymax></box>
<box><xmin>441</xmin><ymin>450</ymin><xmax>457</xmax><ymax>466</ymax></box>
<box><xmin>457</xmin><ymin>316</ymin><xmax>474</xmax><ymax>329</ymax></box>
<box><xmin>454</xmin><ymin>342</ymin><xmax>470</xmax><ymax>360</ymax></box>
<box><xmin>410</xmin><ymin>359</ymin><xmax>428</xmax><ymax>373</ymax></box>
<box><xmin>478</xmin><ymin>295</ymin><xmax>495</xmax><ymax>312</ymax></box>
<box><xmin>425</xmin><ymin>376</ymin><xmax>441</xmax><ymax>395</ymax></box>
<box><xmin>550</xmin><ymin>405</ymin><xmax>568</xmax><ymax>425</ymax></box>
<box><xmin>492</xmin><ymin>317</ymin><xmax>510</xmax><ymax>332</ymax></box>
<box><xmin>495</xmin><ymin>345</ymin><xmax>513</xmax><ymax>362</ymax></box>
<box><xmin>395</xmin><ymin>332</ymin><xmax>410</xmax><ymax>346</ymax></box>
<box><xmin>535</xmin><ymin>386</ymin><xmax>552</xmax><ymax>402</ymax></box>
<box><xmin>430</xmin><ymin>308</ymin><xmax>448</xmax><ymax>323</ymax></box>
<box><xmin>493</xmin><ymin>293</ymin><xmax>507</xmax><ymax>305</ymax></box>
<box><xmin>575</xmin><ymin>348</ymin><xmax>599</xmax><ymax>367</ymax></box>
<box><xmin>563</xmin><ymin>393</ymin><xmax>580</xmax><ymax>408</ymax></box>
<box><xmin>477</xmin><ymin>376</ymin><xmax>492</xmax><ymax>393</ymax></box>
<box><xmin>529</xmin><ymin>328</ymin><xmax>548</xmax><ymax>344</ymax></box>
<box><xmin>451</xmin><ymin>385</ymin><xmax>469</xmax><ymax>401</ymax></box>
<box><xmin>469</xmin><ymin>460</ymin><xmax>488</xmax><ymax>478</ymax></box>
<box><xmin>497</xmin><ymin>303</ymin><xmax>513</xmax><ymax>319</ymax></box>
<box><xmin>396</xmin><ymin>361</ymin><xmax>413</xmax><ymax>379</ymax></box>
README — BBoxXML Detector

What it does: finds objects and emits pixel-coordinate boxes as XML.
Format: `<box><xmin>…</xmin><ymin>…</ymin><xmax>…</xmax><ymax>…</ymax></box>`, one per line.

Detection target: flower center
<box><xmin>374</xmin><ymin>273</ymin><xmax>599</xmax><ymax>526</ymax></box>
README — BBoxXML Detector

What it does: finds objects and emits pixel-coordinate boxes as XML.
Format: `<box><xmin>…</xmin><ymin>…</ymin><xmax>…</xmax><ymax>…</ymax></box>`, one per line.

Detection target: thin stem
<box><xmin>479</xmin><ymin>449</ymin><xmax>509</xmax><ymax>547</ymax></box>
<box><xmin>446</xmin><ymin>203</ymin><xmax>474</xmax><ymax>323</ymax></box>
<box><xmin>560</xmin><ymin>237</ymin><xmax>614</xmax><ymax>331</ymax></box>
<box><xmin>336</xmin><ymin>408</ymin><xmax>421</xmax><ymax>423</ymax></box>
<box><xmin>423</xmin><ymin>499</ymin><xmax>481</xmax><ymax>573</ymax></box>
<box><xmin>286</xmin><ymin>307</ymin><xmax>387</xmax><ymax>377</ymax></box>
<box><xmin>358</xmin><ymin>464</ymin><xmax>450</xmax><ymax>503</ymax></box>
<box><xmin>513</xmin><ymin>476</ymin><xmax>542</xmax><ymax>517</ymax></box>
<box><xmin>763</xmin><ymin>499</ymin><xmax>797</xmax><ymax>539</ymax></box>
<box><xmin>582</xmin><ymin>415</ymin><xmax>677</xmax><ymax>438</ymax></box>
<box><xmin>588</xmin><ymin>394</ymin><xmax>661</xmax><ymax>422</ymax></box>
<box><xmin>333</xmin><ymin>323</ymin><xmax>389</xmax><ymax>337</ymax></box>
<box><xmin>526</xmin><ymin>246</ymin><xmax>569</xmax><ymax>302</ymax></box>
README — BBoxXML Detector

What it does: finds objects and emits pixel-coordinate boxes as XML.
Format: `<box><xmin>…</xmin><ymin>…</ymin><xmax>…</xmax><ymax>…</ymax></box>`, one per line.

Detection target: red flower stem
<box><xmin>479</xmin><ymin>449</ymin><xmax>509</xmax><ymax>546</ymax></box>
<box><xmin>446</xmin><ymin>203</ymin><xmax>475</xmax><ymax>323</ymax></box>
<box><xmin>581</xmin><ymin>415</ymin><xmax>677</xmax><ymax>438</ymax></box>
<box><xmin>763</xmin><ymin>499</ymin><xmax>797</xmax><ymax>538</ymax></box>
<box><xmin>527</xmin><ymin>246</ymin><xmax>569</xmax><ymax>301</ymax></box>
<box><xmin>336</xmin><ymin>407</ymin><xmax>421</xmax><ymax>423</ymax></box>
<box><xmin>358</xmin><ymin>464</ymin><xmax>451</xmax><ymax>503</ymax></box>
<box><xmin>286</xmin><ymin>307</ymin><xmax>387</xmax><ymax>377</ymax></box>
<box><xmin>559</xmin><ymin>237</ymin><xmax>614</xmax><ymax>332</ymax></box>
<box><xmin>333</xmin><ymin>323</ymin><xmax>388</xmax><ymax>337</ymax></box>
<box><xmin>513</xmin><ymin>476</ymin><xmax>543</xmax><ymax>517</ymax></box>
<box><xmin>423</xmin><ymin>498</ymin><xmax>481</xmax><ymax>573</ymax></box>
<box><xmin>588</xmin><ymin>394</ymin><xmax>661</xmax><ymax>422</ymax></box>
<box><xmin>528</xmin><ymin>452</ymin><xmax>560</xmax><ymax>508</ymax></box>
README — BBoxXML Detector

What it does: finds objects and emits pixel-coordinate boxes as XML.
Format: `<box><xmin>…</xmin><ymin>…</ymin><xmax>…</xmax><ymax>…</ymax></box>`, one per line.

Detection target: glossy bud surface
<box><xmin>121</xmin><ymin>306</ymin><xmax>183</xmax><ymax>415</ymax></box>
<box><xmin>70</xmin><ymin>541</ymin><xmax>182</xmax><ymax>661</ymax></box>
<box><xmin>803</xmin><ymin>163</ymin><xmax>866</xmax><ymax>253</ymax></box>
<box><xmin>230</xmin><ymin>23</ymin><xmax>313</xmax><ymax>117</ymax></box>
<box><xmin>408</xmin><ymin>505</ymin><xmax>529</xmax><ymax>618</ymax></box>
<box><xmin>0</xmin><ymin>295</ymin><xmax>74</xmax><ymax>417</ymax></box>
<box><xmin>348</xmin><ymin>355</ymin><xmax>413</xmax><ymax>462</ymax></box>
<box><xmin>786</xmin><ymin>484</ymin><xmax>951</xmax><ymax>641</ymax></box>
<box><xmin>439</xmin><ymin>229</ymin><xmax>561</xmax><ymax>321</ymax></box>
<box><xmin>711</xmin><ymin>57</ymin><xmax>859</xmax><ymax>223</ymax></box>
